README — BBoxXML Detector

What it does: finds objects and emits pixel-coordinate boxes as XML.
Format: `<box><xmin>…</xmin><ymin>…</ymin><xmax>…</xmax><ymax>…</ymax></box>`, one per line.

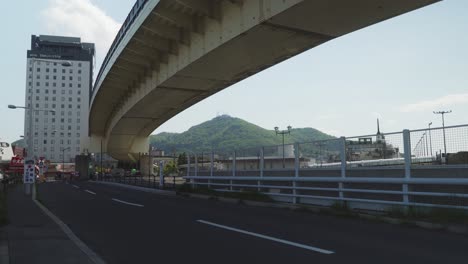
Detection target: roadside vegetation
<box><xmin>177</xmin><ymin>184</ymin><xmax>274</xmax><ymax>202</ymax></box>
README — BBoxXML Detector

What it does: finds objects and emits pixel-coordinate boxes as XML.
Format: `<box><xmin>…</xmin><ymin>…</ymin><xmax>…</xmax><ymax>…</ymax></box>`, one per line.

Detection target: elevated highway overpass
<box><xmin>89</xmin><ymin>0</ymin><xmax>439</xmax><ymax>161</ymax></box>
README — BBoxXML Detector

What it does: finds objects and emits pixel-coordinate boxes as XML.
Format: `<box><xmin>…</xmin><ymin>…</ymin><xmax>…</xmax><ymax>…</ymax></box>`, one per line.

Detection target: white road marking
<box><xmin>197</xmin><ymin>220</ymin><xmax>334</xmax><ymax>255</ymax></box>
<box><xmin>112</xmin><ymin>198</ymin><xmax>144</xmax><ymax>207</ymax></box>
<box><xmin>72</xmin><ymin>185</ymin><xmax>79</xmax><ymax>189</ymax></box>
<box><xmin>84</xmin><ymin>190</ymin><xmax>96</xmax><ymax>195</ymax></box>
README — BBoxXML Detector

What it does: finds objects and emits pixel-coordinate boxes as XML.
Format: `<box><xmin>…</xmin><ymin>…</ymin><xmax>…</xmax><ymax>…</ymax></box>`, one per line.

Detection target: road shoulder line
<box><xmin>91</xmin><ymin>181</ymin><xmax>175</xmax><ymax>196</ymax></box>
<box><xmin>32</xmin><ymin>186</ymin><xmax>106</xmax><ymax>264</ymax></box>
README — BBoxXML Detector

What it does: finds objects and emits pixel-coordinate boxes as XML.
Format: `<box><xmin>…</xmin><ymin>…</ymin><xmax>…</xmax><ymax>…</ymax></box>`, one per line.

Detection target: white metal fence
<box><xmin>184</xmin><ymin>124</ymin><xmax>468</xmax><ymax>211</ymax></box>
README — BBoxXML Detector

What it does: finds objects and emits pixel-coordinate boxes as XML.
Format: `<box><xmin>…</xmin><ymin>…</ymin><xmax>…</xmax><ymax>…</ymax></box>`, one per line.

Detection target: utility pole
<box><xmin>433</xmin><ymin>110</ymin><xmax>451</xmax><ymax>163</ymax></box>
<box><xmin>428</xmin><ymin>122</ymin><xmax>433</xmax><ymax>156</ymax></box>
<box><xmin>274</xmin><ymin>126</ymin><xmax>292</xmax><ymax>168</ymax></box>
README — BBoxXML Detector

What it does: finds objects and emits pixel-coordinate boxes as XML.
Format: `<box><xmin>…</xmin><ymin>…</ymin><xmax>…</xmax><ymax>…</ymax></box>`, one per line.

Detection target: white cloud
<box><xmin>41</xmin><ymin>0</ymin><xmax>121</xmax><ymax>68</ymax></box>
<box><xmin>399</xmin><ymin>93</ymin><xmax>468</xmax><ymax>113</ymax></box>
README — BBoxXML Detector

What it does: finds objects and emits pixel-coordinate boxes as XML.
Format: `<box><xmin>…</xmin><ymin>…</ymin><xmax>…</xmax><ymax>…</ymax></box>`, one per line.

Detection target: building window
<box><xmin>69</xmin><ymin>69</ymin><xmax>73</xmax><ymax>74</ymax></box>
<box><xmin>78</xmin><ymin>84</ymin><xmax>81</xmax><ymax>88</ymax></box>
<box><xmin>36</xmin><ymin>82</ymin><xmax>40</xmax><ymax>86</ymax></box>
<box><xmin>53</xmin><ymin>83</ymin><xmax>56</xmax><ymax>87</ymax></box>
<box><xmin>69</xmin><ymin>76</ymin><xmax>73</xmax><ymax>81</ymax></box>
<box><xmin>78</xmin><ymin>63</ymin><xmax>82</xmax><ymax>67</ymax></box>
<box><xmin>52</xmin><ymin>90</ymin><xmax>56</xmax><ymax>94</ymax></box>
<box><xmin>53</xmin><ymin>68</ymin><xmax>57</xmax><ymax>73</ymax></box>
<box><xmin>62</xmin><ymin>76</ymin><xmax>65</xmax><ymax>80</ymax></box>
<box><xmin>62</xmin><ymin>69</ymin><xmax>65</xmax><ymax>73</ymax></box>
<box><xmin>45</xmin><ymin>89</ymin><xmax>49</xmax><ymax>94</ymax></box>
<box><xmin>78</xmin><ymin>70</ymin><xmax>82</xmax><ymax>74</ymax></box>
<box><xmin>69</xmin><ymin>90</ymin><xmax>72</xmax><ymax>95</ymax></box>
<box><xmin>53</xmin><ymin>76</ymin><xmax>57</xmax><ymax>80</ymax></box>
<box><xmin>62</xmin><ymin>83</ymin><xmax>65</xmax><ymax>87</ymax></box>
<box><xmin>77</xmin><ymin>91</ymin><xmax>81</xmax><ymax>95</ymax></box>
<box><xmin>69</xmin><ymin>83</ymin><xmax>73</xmax><ymax>88</ymax></box>
<box><xmin>46</xmin><ymin>75</ymin><xmax>49</xmax><ymax>80</ymax></box>
<box><xmin>46</xmin><ymin>68</ymin><xmax>49</xmax><ymax>73</ymax></box>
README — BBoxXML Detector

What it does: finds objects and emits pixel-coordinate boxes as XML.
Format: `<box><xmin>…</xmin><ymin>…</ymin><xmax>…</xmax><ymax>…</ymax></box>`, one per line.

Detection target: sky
<box><xmin>0</xmin><ymin>0</ymin><xmax>467</xmax><ymax>144</ymax></box>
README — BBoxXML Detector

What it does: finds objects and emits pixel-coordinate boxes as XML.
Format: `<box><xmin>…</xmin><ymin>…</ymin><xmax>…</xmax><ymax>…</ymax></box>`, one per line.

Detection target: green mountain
<box><xmin>150</xmin><ymin>115</ymin><xmax>335</xmax><ymax>155</ymax></box>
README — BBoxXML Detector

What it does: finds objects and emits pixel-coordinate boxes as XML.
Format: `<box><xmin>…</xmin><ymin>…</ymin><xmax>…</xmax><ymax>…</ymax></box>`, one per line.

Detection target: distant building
<box><xmin>346</xmin><ymin>119</ymin><xmax>400</xmax><ymax>161</ymax></box>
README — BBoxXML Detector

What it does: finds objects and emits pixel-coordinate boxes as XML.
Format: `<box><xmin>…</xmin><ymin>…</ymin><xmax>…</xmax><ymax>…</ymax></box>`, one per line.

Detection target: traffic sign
<box><xmin>23</xmin><ymin>159</ymin><xmax>36</xmax><ymax>183</ymax></box>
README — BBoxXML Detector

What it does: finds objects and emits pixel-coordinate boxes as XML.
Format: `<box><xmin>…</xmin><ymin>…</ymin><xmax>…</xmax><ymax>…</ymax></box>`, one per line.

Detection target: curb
<box><xmin>91</xmin><ymin>181</ymin><xmax>176</xmax><ymax>196</ymax></box>
<box><xmin>178</xmin><ymin>192</ymin><xmax>468</xmax><ymax>235</ymax></box>
<box><xmin>0</xmin><ymin>229</ymin><xmax>9</xmax><ymax>264</ymax></box>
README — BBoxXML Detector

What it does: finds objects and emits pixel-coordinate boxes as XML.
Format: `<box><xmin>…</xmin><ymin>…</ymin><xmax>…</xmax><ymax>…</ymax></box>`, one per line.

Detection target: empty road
<box><xmin>37</xmin><ymin>181</ymin><xmax>468</xmax><ymax>264</ymax></box>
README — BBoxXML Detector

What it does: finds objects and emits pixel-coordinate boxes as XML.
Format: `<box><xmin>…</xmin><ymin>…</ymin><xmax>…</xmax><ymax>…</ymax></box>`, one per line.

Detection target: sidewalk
<box><xmin>3</xmin><ymin>184</ymin><xmax>97</xmax><ymax>264</ymax></box>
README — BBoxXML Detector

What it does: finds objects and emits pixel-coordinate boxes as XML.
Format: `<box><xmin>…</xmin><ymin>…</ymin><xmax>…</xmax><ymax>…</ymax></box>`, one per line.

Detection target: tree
<box><xmin>177</xmin><ymin>152</ymin><xmax>187</xmax><ymax>165</ymax></box>
<box><xmin>163</xmin><ymin>160</ymin><xmax>178</xmax><ymax>176</ymax></box>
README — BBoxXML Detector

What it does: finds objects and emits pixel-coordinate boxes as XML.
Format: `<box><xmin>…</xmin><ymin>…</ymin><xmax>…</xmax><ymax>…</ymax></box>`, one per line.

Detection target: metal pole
<box><xmin>259</xmin><ymin>147</ymin><xmax>264</xmax><ymax>192</ymax></box>
<box><xmin>402</xmin><ymin>129</ymin><xmax>411</xmax><ymax>206</ymax></box>
<box><xmin>293</xmin><ymin>143</ymin><xmax>299</xmax><ymax>204</ymax></box>
<box><xmin>339</xmin><ymin>137</ymin><xmax>346</xmax><ymax>201</ymax></box>
<box><xmin>187</xmin><ymin>153</ymin><xmax>190</xmax><ymax>177</ymax></box>
<box><xmin>428</xmin><ymin>122</ymin><xmax>433</xmax><ymax>156</ymax></box>
<box><xmin>442</xmin><ymin>113</ymin><xmax>447</xmax><ymax>162</ymax></box>
<box><xmin>434</xmin><ymin>111</ymin><xmax>451</xmax><ymax>163</ymax></box>
<box><xmin>100</xmin><ymin>139</ymin><xmax>103</xmax><ymax>181</ymax></box>
<box><xmin>282</xmin><ymin>133</ymin><xmax>285</xmax><ymax>169</ymax></box>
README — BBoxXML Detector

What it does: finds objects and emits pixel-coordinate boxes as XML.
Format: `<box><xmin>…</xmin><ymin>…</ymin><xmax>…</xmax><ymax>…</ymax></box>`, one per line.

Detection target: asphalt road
<box><xmin>37</xmin><ymin>181</ymin><xmax>468</xmax><ymax>264</ymax></box>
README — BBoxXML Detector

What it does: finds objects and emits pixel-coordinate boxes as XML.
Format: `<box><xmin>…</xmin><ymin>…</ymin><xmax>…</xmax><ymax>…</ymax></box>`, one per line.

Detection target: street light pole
<box><xmin>61</xmin><ymin>147</ymin><xmax>70</xmax><ymax>176</ymax></box>
<box><xmin>428</xmin><ymin>122</ymin><xmax>433</xmax><ymax>156</ymax></box>
<box><xmin>274</xmin><ymin>126</ymin><xmax>292</xmax><ymax>168</ymax></box>
<box><xmin>433</xmin><ymin>110</ymin><xmax>452</xmax><ymax>163</ymax></box>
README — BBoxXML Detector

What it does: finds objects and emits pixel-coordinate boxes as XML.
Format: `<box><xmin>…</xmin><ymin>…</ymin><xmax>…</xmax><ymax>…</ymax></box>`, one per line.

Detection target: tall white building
<box><xmin>24</xmin><ymin>35</ymin><xmax>95</xmax><ymax>162</ymax></box>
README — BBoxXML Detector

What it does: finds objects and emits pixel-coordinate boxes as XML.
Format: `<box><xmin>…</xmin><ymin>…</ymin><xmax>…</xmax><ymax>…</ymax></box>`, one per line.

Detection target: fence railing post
<box><xmin>403</xmin><ymin>129</ymin><xmax>412</xmax><ymax>206</ymax></box>
<box><xmin>187</xmin><ymin>154</ymin><xmax>190</xmax><ymax>177</ymax></box>
<box><xmin>231</xmin><ymin>151</ymin><xmax>236</xmax><ymax>191</ymax></box>
<box><xmin>209</xmin><ymin>151</ymin><xmax>213</xmax><ymax>189</ymax></box>
<box><xmin>195</xmin><ymin>154</ymin><xmax>198</xmax><ymax>177</ymax></box>
<box><xmin>159</xmin><ymin>160</ymin><xmax>164</xmax><ymax>189</ymax></box>
<box><xmin>339</xmin><ymin>137</ymin><xmax>346</xmax><ymax>201</ymax></box>
<box><xmin>293</xmin><ymin>143</ymin><xmax>299</xmax><ymax>204</ymax></box>
<box><xmin>259</xmin><ymin>147</ymin><xmax>264</xmax><ymax>192</ymax></box>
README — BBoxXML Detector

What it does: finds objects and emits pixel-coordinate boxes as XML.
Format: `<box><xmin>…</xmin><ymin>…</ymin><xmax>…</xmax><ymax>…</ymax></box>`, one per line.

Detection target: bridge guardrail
<box><xmin>183</xmin><ymin>124</ymin><xmax>468</xmax><ymax>210</ymax></box>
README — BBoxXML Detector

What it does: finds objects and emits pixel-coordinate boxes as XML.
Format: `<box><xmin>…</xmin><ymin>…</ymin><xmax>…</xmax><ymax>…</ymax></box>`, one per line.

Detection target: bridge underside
<box><xmin>89</xmin><ymin>0</ymin><xmax>438</xmax><ymax>161</ymax></box>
